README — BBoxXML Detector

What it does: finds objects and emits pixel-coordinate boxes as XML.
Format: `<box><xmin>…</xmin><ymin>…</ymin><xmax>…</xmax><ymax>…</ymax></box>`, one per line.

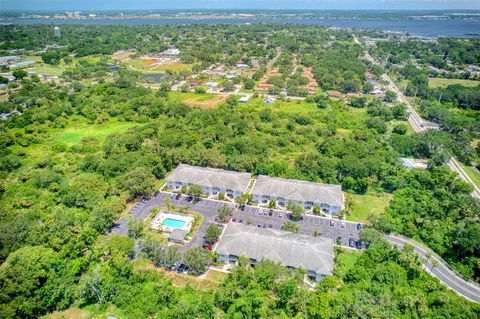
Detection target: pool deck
<box><xmin>150</xmin><ymin>211</ymin><xmax>193</xmax><ymax>232</ymax></box>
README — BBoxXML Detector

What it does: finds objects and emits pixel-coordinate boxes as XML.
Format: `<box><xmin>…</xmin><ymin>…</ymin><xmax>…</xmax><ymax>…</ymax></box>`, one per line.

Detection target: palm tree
<box><xmin>164</xmin><ymin>196</ymin><xmax>171</xmax><ymax>210</ymax></box>
<box><xmin>430</xmin><ymin>259</ymin><xmax>439</xmax><ymax>275</ymax></box>
<box><xmin>424</xmin><ymin>252</ymin><xmax>432</xmax><ymax>271</ymax></box>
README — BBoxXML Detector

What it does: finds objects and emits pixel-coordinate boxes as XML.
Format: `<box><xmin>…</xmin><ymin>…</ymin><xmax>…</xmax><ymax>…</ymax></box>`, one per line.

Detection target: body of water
<box><xmin>2</xmin><ymin>17</ymin><xmax>479</xmax><ymax>38</ymax></box>
<box><xmin>141</xmin><ymin>73</ymin><xmax>166</xmax><ymax>83</ymax></box>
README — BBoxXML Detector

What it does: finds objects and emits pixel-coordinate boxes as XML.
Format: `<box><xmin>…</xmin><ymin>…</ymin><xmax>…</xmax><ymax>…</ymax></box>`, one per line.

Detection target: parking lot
<box><xmin>231</xmin><ymin>205</ymin><xmax>362</xmax><ymax>248</ymax></box>
<box><xmin>110</xmin><ymin>191</ymin><xmax>364</xmax><ymax>249</ymax></box>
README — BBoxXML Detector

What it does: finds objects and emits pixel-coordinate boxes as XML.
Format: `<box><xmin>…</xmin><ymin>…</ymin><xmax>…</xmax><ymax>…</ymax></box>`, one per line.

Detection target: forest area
<box><xmin>0</xmin><ymin>24</ymin><xmax>479</xmax><ymax>318</ymax></box>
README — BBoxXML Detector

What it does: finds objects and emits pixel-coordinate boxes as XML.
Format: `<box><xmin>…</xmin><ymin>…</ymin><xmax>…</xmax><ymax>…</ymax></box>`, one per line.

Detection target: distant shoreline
<box><xmin>2</xmin><ymin>17</ymin><xmax>479</xmax><ymax>38</ymax></box>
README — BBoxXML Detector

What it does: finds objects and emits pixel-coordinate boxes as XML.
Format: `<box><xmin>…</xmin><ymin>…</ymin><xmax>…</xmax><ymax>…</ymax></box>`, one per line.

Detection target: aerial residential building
<box><xmin>161</xmin><ymin>48</ymin><xmax>181</xmax><ymax>57</ymax></box>
<box><xmin>239</xmin><ymin>95</ymin><xmax>251</xmax><ymax>103</ymax></box>
<box><xmin>216</xmin><ymin>223</ymin><xmax>334</xmax><ymax>282</ymax></box>
<box><xmin>251</xmin><ymin>175</ymin><xmax>344</xmax><ymax>214</ymax></box>
<box><xmin>13</xmin><ymin>61</ymin><xmax>36</xmax><ymax>68</ymax></box>
<box><xmin>0</xmin><ymin>56</ymin><xmax>20</xmax><ymax>65</ymax></box>
<box><xmin>166</xmin><ymin>164</ymin><xmax>252</xmax><ymax>198</ymax></box>
<box><xmin>235</xmin><ymin>63</ymin><xmax>249</xmax><ymax>70</ymax></box>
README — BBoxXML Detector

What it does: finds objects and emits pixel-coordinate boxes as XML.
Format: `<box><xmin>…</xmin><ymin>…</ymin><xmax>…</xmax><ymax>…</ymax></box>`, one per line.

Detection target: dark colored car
<box><xmin>187</xmin><ymin>196</ymin><xmax>193</xmax><ymax>202</ymax></box>
<box><xmin>357</xmin><ymin>223</ymin><xmax>363</xmax><ymax>231</ymax></box>
<box><xmin>356</xmin><ymin>241</ymin><xmax>363</xmax><ymax>250</ymax></box>
<box><xmin>177</xmin><ymin>264</ymin><xmax>186</xmax><ymax>273</ymax></box>
<box><xmin>175</xmin><ymin>193</ymin><xmax>181</xmax><ymax>200</ymax></box>
<box><xmin>171</xmin><ymin>261</ymin><xmax>180</xmax><ymax>271</ymax></box>
<box><xmin>240</xmin><ymin>204</ymin><xmax>246</xmax><ymax>211</ymax></box>
<box><xmin>349</xmin><ymin>238</ymin><xmax>355</xmax><ymax>247</ymax></box>
<box><xmin>268</xmin><ymin>210</ymin><xmax>273</xmax><ymax>216</ymax></box>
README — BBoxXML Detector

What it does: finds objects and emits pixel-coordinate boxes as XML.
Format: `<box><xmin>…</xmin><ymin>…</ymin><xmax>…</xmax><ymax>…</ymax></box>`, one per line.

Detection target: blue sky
<box><xmin>2</xmin><ymin>0</ymin><xmax>480</xmax><ymax>11</ymax></box>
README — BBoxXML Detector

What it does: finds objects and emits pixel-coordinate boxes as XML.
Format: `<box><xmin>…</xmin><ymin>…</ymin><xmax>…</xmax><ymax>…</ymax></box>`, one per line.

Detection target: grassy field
<box><xmin>53</xmin><ymin>120</ymin><xmax>141</xmax><ymax>145</ymax></box>
<box><xmin>429</xmin><ymin>78</ymin><xmax>480</xmax><ymax>88</ymax></box>
<box><xmin>30</xmin><ymin>64</ymin><xmax>65</xmax><ymax>77</ymax></box>
<box><xmin>41</xmin><ymin>308</ymin><xmax>90</xmax><ymax>319</ymax></box>
<box><xmin>152</xmin><ymin>63</ymin><xmax>195</xmax><ymax>72</ymax></box>
<box><xmin>460</xmin><ymin>164</ymin><xmax>480</xmax><ymax>190</ymax></box>
<box><xmin>347</xmin><ymin>192</ymin><xmax>393</xmax><ymax>223</ymax></box>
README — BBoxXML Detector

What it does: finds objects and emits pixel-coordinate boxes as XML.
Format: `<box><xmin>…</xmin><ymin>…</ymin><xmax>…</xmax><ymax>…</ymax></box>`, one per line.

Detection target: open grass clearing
<box><xmin>53</xmin><ymin>120</ymin><xmax>140</xmax><ymax>145</ymax></box>
<box><xmin>347</xmin><ymin>192</ymin><xmax>393</xmax><ymax>223</ymax></box>
<box><xmin>429</xmin><ymin>78</ymin><xmax>480</xmax><ymax>88</ymax></box>
<box><xmin>152</xmin><ymin>63</ymin><xmax>195</xmax><ymax>72</ymax></box>
<box><xmin>183</xmin><ymin>94</ymin><xmax>228</xmax><ymax>108</ymax></box>
<box><xmin>41</xmin><ymin>307</ymin><xmax>90</xmax><ymax>319</ymax></box>
<box><xmin>31</xmin><ymin>64</ymin><xmax>65</xmax><ymax>77</ymax></box>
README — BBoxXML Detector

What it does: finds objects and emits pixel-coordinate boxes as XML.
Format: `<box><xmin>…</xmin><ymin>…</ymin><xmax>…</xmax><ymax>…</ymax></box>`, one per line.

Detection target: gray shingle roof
<box><xmin>252</xmin><ymin>175</ymin><xmax>344</xmax><ymax>207</ymax></box>
<box><xmin>216</xmin><ymin>223</ymin><xmax>334</xmax><ymax>276</ymax></box>
<box><xmin>169</xmin><ymin>228</ymin><xmax>188</xmax><ymax>241</ymax></box>
<box><xmin>166</xmin><ymin>164</ymin><xmax>252</xmax><ymax>193</ymax></box>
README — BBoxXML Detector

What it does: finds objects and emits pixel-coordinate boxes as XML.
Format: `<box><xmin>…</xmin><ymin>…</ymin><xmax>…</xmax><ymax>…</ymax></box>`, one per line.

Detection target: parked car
<box><xmin>187</xmin><ymin>196</ymin><xmax>193</xmax><ymax>202</ymax></box>
<box><xmin>268</xmin><ymin>210</ymin><xmax>273</xmax><ymax>216</ymax></box>
<box><xmin>268</xmin><ymin>224</ymin><xmax>273</xmax><ymax>228</ymax></box>
<box><xmin>330</xmin><ymin>219</ymin><xmax>335</xmax><ymax>227</ymax></box>
<box><xmin>171</xmin><ymin>261</ymin><xmax>181</xmax><ymax>271</ymax></box>
<box><xmin>232</xmin><ymin>218</ymin><xmax>237</xmax><ymax>222</ymax></box>
<box><xmin>170</xmin><ymin>193</ymin><xmax>175</xmax><ymax>199</ymax></box>
<box><xmin>175</xmin><ymin>193</ymin><xmax>181</xmax><ymax>200</ymax></box>
<box><xmin>182</xmin><ymin>265</ymin><xmax>189</xmax><ymax>275</ymax></box>
<box><xmin>202</xmin><ymin>243</ymin><xmax>213</xmax><ymax>250</ymax></box>
<box><xmin>340</xmin><ymin>221</ymin><xmax>346</xmax><ymax>229</ymax></box>
<box><xmin>356</xmin><ymin>241</ymin><xmax>363</xmax><ymax>249</ymax></box>
<box><xmin>278</xmin><ymin>213</ymin><xmax>283</xmax><ymax>218</ymax></box>
<box><xmin>239</xmin><ymin>219</ymin><xmax>244</xmax><ymax>223</ymax></box>
<box><xmin>177</xmin><ymin>264</ymin><xmax>186</xmax><ymax>273</ymax></box>
<box><xmin>349</xmin><ymin>238</ymin><xmax>355</xmax><ymax>247</ymax></box>
<box><xmin>357</xmin><ymin>223</ymin><xmax>363</xmax><ymax>231</ymax></box>
<box><xmin>262</xmin><ymin>224</ymin><xmax>267</xmax><ymax>228</ymax></box>
<box><xmin>240</xmin><ymin>204</ymin><xmax>246</xmax><ymax>211</ymax></box>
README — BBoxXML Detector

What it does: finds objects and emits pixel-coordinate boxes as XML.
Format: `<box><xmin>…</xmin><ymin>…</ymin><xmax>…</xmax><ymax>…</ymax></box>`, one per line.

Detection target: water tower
<box><xmin>54</xmin><ymin>27</ymin><xmax>61</xmax><ymax>37</ymax></box>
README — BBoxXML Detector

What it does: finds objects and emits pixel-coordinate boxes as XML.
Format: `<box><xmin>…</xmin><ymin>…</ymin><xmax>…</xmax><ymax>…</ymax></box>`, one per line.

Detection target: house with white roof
<box><xmin>216</xmin><ymin>223</ymin><xmax>334</xmax><ymax>282</ymax></box>
<box><xmin>166</xmin><ymin>164</ymin><xmax>252</xmax><ymax>198</ymax></box>
<box><xmin>251</xmin><ymin>175</ymin><xmax>344</xmax><ymax>214</ymax></box>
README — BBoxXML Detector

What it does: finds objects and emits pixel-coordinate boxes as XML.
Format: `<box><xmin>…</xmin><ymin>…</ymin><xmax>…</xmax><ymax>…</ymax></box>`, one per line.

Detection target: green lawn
<box><xmin>460</xmin><ymin>164</ymin><xmax>480</xmax><ymax>190</ymax></box>
<box><xmin>348</xmin><ymin>192</ymin><xmax>393</xmax><ymax>223</ymax></box>
<box><xmin>152</xmin><ymin>63</ymin><xmax>196</xmax><ymax>72</ymax></box>
<box><xmin>53</xmin><ymin>120</ymin><xmax>141</xmax><ymax>145</ymax></box>
<box><xmin>31</xmin><ymin>64</ymin><xmax>65</xmax><ymax>77</ymax></box>
<box><xmin>429</xmin><ymin>78</ymin><xmax>480</xmax><ymax>89</ymax></box>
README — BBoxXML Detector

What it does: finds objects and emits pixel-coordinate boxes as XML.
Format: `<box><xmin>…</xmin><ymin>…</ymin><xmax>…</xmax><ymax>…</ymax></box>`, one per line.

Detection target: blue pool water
<box><xmin>163</xmin><ymin>218</ymin><xmax>186</xmax><ymax>228</ymax></box>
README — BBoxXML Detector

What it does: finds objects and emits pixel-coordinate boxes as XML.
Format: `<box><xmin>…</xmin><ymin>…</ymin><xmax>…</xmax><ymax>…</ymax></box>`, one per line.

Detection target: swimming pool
<box><xmin>162</xmin><ymin>218</ymin><xmax>186</xmax><ymax>229</ymax></box>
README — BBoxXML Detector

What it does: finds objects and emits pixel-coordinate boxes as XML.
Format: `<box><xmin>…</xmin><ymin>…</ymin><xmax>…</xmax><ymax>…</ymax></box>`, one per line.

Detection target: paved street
<box><xmin>386</xmin><ymin>235</ymin><xmax>480</xmax><ymax>303</ymax></box>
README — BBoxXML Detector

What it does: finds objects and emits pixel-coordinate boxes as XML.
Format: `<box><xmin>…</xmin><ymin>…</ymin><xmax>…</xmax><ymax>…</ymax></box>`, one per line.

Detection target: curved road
<box><xmin>111</xmin><ymin>191</ymin><xmax>480</xmax><ymax>302</ymax></box>
<box><xmin>386</xmin><ymin>234</ymin><xmax>480</xmax><ymax>303</ymax></box>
